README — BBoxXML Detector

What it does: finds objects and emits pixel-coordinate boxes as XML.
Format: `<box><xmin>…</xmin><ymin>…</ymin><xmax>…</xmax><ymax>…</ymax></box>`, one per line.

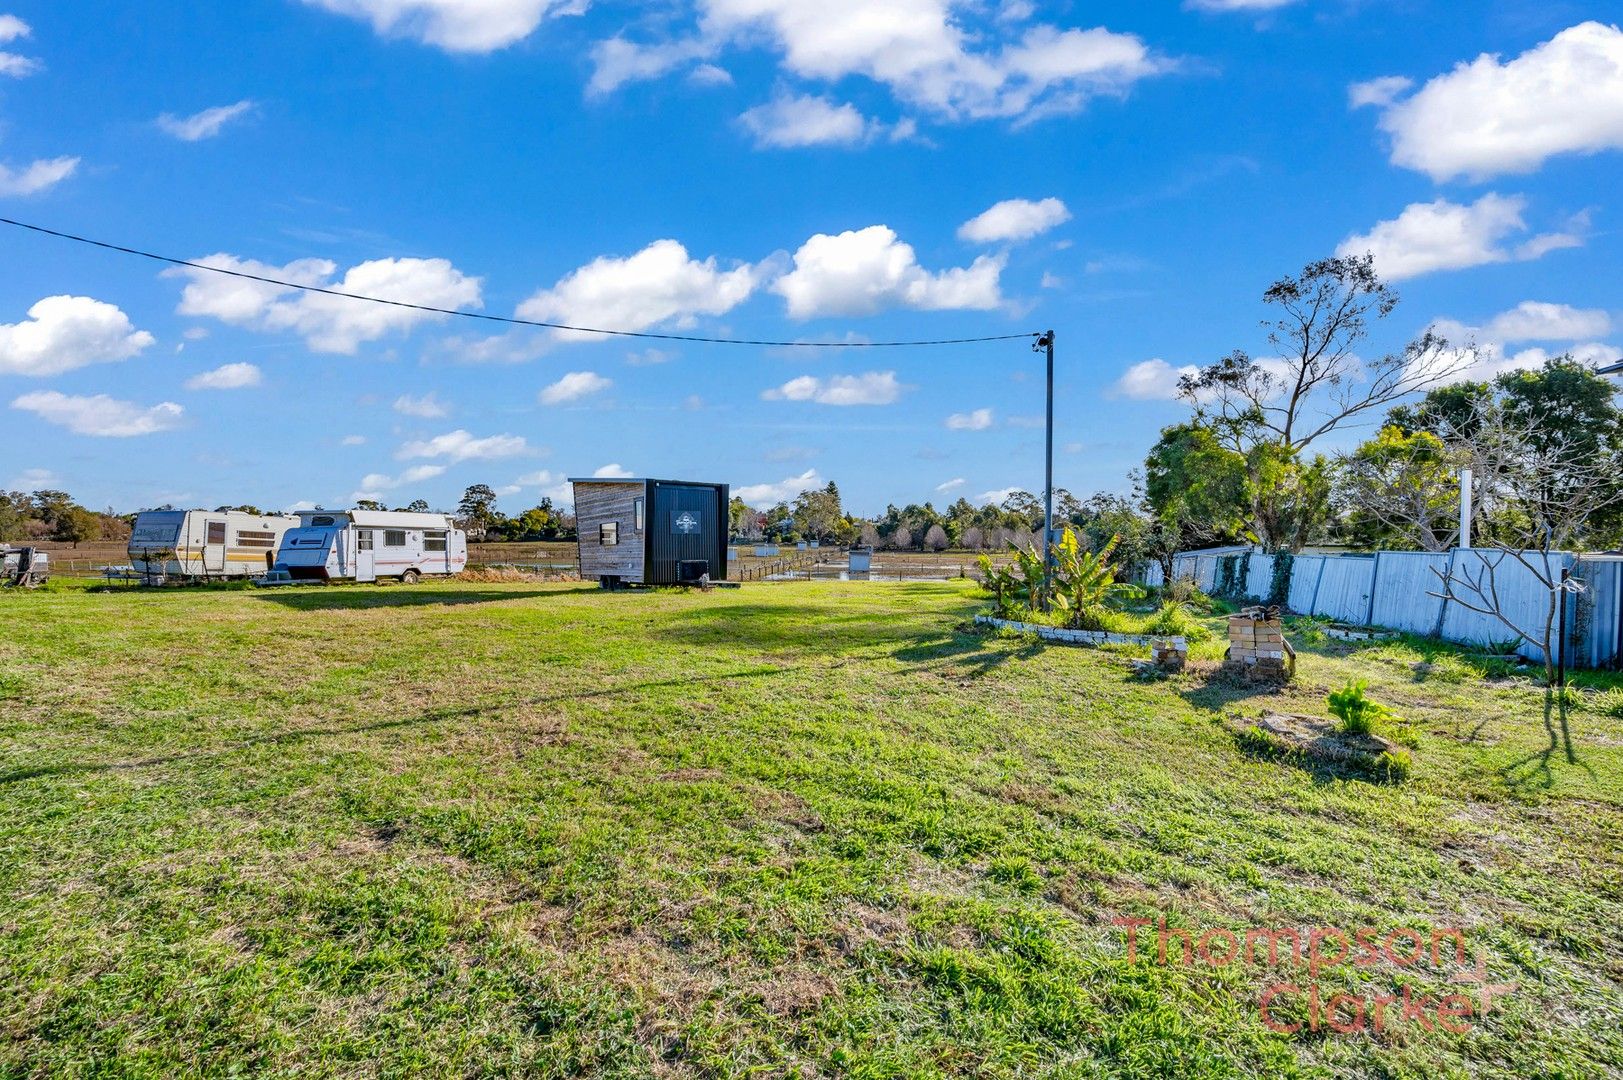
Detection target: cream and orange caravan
<box><xmin>128</xmin><ymin>509</ymin><xmax>300</xmax><ymax>581</ymax></box>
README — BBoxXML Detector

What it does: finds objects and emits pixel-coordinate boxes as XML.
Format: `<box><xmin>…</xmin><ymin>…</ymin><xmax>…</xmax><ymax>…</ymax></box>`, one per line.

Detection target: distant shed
<box><xmin>571</xmin><ymin>478</ymin><xmax>730</xmax><ymax>587</ymax></box>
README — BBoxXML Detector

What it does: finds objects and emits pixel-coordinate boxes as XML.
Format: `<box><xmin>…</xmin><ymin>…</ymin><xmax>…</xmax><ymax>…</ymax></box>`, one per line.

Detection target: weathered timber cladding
<box><xmin>575</xmin><ymin>481</ymin><xmax>647</xmax><ymax>582</ymax></box>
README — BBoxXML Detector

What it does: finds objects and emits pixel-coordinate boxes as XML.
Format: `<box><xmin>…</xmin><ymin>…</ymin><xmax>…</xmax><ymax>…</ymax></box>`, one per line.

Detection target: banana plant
<box><xmin>979</xmin><ymin>527</ymin><xmax>1141</xmax><ymax>622</ymax></box>
<box><xmin>1049</xmin><ymin>528</ymin><xmax>1144</xmax><ymax>617</ymax></box>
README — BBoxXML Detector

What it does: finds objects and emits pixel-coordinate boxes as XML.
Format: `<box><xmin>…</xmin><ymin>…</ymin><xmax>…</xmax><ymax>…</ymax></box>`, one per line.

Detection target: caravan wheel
<box><xmin>400</xmin><ymin>569</ymin><xmax>421</xmax><ymax>584</ymax></box>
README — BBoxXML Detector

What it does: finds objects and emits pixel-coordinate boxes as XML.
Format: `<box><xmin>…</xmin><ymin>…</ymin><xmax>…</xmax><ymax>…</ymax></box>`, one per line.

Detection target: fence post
<box><xmin>1364</xmin><ymin>551</ymin><xmax>1382</xmax><ymax>628</ymax></box>
<box><xmin>1558</xmin><ymin>566</ymin><xmax>1570</xmax><ymax>688</ymax></box>
<box><xmin>1431</xmin><ymin>548</ymin><xmax>1459</xmax><ymax>639</ymax></box>
<box><xmin>1308</xmin><ymin>557</ymin><xmax>1328</xmax><ymax>616</ymax></box>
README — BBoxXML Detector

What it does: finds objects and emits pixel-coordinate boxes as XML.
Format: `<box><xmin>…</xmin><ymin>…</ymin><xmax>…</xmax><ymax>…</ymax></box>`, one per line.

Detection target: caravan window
<box><xmin>384</xmin><ymin>530</ymin><xmax>407</xmax><ymax>547</ymax></box>
<box><xmin>206</xmin><ymin>522</ymin><xmax>227</xmax><ymax>545</ymax></box>
<box><xmin>424</xmin><ymin>530</ymin><xmax>447</xmax><ymax>552</ymax></box>
<box><xmin>236</xmin><ymin>530</ymin><xmax>276</xmax><ymax>548</ymax></box>
<box><xmin>357</xmin><ymin>530</ymin><xmax>373</xmax><ymax>551</ymax></box>
<box><xmin>312</xmin><ymin>515</ymin><xmax>336</xmax><ymax>526</ymax></box>
<box><xmin>634</xmin><ymin>497</ymin><xmax>645</xmax><ymax>532</ymax></box>
<box><xmin>600</xmin><ymin>522</ymin><xmax>619</xmax><ymax>546</ymax></box>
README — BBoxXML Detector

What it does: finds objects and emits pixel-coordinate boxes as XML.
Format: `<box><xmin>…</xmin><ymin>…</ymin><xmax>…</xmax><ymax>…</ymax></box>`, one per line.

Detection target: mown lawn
<box><xmin>1</xmin><ymin>580</ymin><xmax>1619</xmax><ymax>1078</ymax></box>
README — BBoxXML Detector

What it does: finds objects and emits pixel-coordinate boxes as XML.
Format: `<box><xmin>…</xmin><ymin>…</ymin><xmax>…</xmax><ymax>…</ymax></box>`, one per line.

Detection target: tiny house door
<box><xmin>202</xmin><ymin>519</ymin><xmax>227</xmax><ymax>573</ymax></box>
<box><xmin>355</xmin><ymin>529</ymin><xmax>376</xmax><ymax>582</ymax></box>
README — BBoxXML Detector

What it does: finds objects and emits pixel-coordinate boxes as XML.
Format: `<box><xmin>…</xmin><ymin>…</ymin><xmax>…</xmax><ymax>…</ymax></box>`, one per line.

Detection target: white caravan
<box><xmin>128</xmin><ymin>509</ymin><xmax>301</xmax><ymax>580</ymax></box>
<box><xmin>273</xmin><ymin>510</ymin><xmax>467</xmax><ymax>583</ymax></box>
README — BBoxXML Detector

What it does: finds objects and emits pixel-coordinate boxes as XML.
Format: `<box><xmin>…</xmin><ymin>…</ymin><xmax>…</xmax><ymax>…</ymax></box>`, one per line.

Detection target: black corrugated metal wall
<box><xmin>645</xmin><ymin>481</ymin><xmax>728</xmax><ymax>584</ymax></box>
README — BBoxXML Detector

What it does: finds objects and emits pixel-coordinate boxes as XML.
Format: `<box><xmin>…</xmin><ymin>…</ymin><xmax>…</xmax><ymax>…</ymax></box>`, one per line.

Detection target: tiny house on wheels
<box><xmin>273</xmin><ymin>510</ymin><xmax>467</xmax><ymax>583</ymax></box>
<box><xmin>128</xmin><ymin>509</ymin><xmax>300</xmax><ymax>581</ymax></box>
<box><xmin>572</xmin><ymin>478</ymin><xmax>729</xmax><ymax>588</ymax></box>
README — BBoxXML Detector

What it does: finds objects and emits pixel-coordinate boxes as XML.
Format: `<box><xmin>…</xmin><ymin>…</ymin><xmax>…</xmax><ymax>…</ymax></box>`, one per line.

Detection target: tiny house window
<box><xmin>357</xmin><ymin>530</ymin><xmax>374</xmax><ymax>550</ymax></box>
<box><xmin>600</xmin><ymin>522</ymin><xmax>619</xmax><ymax>546</ymax></box>
<box><xmin>424</xmin><ymin>530</ymin><xmax>447</xmax><ymax>552</ymax></box>
<box><xmin>384</xmin><ymin>530</ymin><xmax>407</xmax><ymax>548</ymax></box>
<box><xmin>206</xmin><ymin>522</ymin><xmax>227</xmax><ymax>545</ymax></box>
<box><xmin>634</xmin><ymin>497</ymin><xmax>645</xmax><ymax>532</ymax></box>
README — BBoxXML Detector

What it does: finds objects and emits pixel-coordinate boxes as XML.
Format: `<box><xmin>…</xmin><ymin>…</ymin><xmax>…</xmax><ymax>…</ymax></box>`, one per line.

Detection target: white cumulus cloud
<box><xmin>701</xmin><ymin>2</ymin><xmax>1170</xmax><ymax>122</ymax></box>
<box><xmin>761</xmin><ymin>371</ymin><xmax>904</xmax><ymax>405</ymax></box>
<box><xmin>0</xmin><ymin>296</ymin><xmax>154</xmax><ymax>376</ymax></box>
<box><xmin>396</xmin><ymin>429</ymin><xmax>530</xmax><ymax>462</ymax></box>
<box><xmin>591</xmin><ymin>2</ymin><xmax>1172</xmax><ymax>125</ymax></box>
<box><xmin>1483</xmin><ymin>301</ymin><xmax>1611</xmax><ymax>343</ymax></box>
<box><xmin>1347</xmin><ymin>75</ymin><xmax>1412</xmax><ymax>109</ymax></box>
<box><xmin>945</xmin><ymin>407</ymin><xmax>994</xmax><ymax>430</ymax></box>
<box><xmin>185</xmin><ymin>362</ymin><xmax>262</xmax><ymax>390</ymax></box>
<box><xmin>1360</xmin><ymin>22</ymin><xmax>1623</xmax><ymax>182</ymax></box>
<box><xmin>170</xmin><ymin>253</ymin><xmax>482</xmax><ymax>354</ymax></box>
<box><xmin>0</xmin><ymin>12</ymin><xmax>38</xmax><ymax>76</ymax></box>
<box><xmin>302</xmin><ymin>0</ymin><xmax>581</xmax><ymax>52</ymax></box>
<box><xmin>11</xmin><ymin>391</ymin><xmax>184</xmax><ymax>437</ymax></box>
<box><xmin>156</xmin><ymin>100</ymin><xmax>255</xmax><ymax>141</ymax></box>
<box><xmin>539</xmin><ymin>370</ymin><xmax>612</xmax><ymax>404</ymax></box>
<box><xmin>774</xmin><ymin>225</ymin><xmax>1003</xmax><ymax>318</ymax></box>
<box><xmin>1109</xmin><ymin>358</ymin><xmax>1201</xmax><ymax>400</ymax></box>
<box><xmin>393</xmin><ymin>391</ymin><xmax>450</xmax><ymax>417</ymax></box>
<box><xmin>735</xmin><ymin>467</ymin><xmax>823</xmax><ymax>505</ymax></box>
<box><xmin>354</xmin><ymin>464</ymin><xmax>447</xmax><ymax>500</ymax></box>
<box><xmin>518</xmin><ymin>239</ymin><xmax>758</xmax><ymax>342</ymax></box>
<box><xmin>1336</xmin><ymin>193</ymin><xmax>1580</xmax><ymax>281</ymax></box>
<box><xmin>0</xmin><ymin>156</ymin><xmax>79</xmax><ymax>196</ymax></box>
<box><xmin>1185</xmin><ymin>0</ymin><xmax>1296</xmax><ymax>10</ymax></box>
<box><xmin>593</xmin><ymin>463</ymin><xmax>634</xmax><ymax>478</ymax></box>
<box><xmin>958</xmin><ymin>196</ymin><xmax>1071</xmax><ymax>244</ymax></box>
<box><xmin>936</xmin><ymin>477</ymin><xmax>966</xmax><ymax>492</ymax></box>
<box><xmin>738</xmin><ymin>92</ymin><xmax>877</xmax><ymax>148</ymax></box>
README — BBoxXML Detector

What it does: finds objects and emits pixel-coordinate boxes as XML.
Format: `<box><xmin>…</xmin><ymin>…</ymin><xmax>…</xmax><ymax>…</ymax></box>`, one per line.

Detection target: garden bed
<box><xmin>1233</xmin><ymin>710</ymin><xmax>1410</xmax><ymax>776</ymax></box>
<box><xmin>974</xmin><ymin>614</ymin><xmax>1184</xmax><ymax>649</ymax></box>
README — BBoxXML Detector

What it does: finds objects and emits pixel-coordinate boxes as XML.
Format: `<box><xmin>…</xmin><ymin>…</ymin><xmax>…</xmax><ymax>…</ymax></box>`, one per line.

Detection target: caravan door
<box><xmin>355</xmin><ymin>529</ymin><xmax>376</xmax><ymax>582</ymax></box>
<box><xmin>202</xmin><ymin>519</ymin><xmax>227</xmax><ymax>574</ymax></box>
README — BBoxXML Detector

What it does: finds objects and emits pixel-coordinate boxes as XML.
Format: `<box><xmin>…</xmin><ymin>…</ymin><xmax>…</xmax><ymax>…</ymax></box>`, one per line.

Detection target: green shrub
<box><xmin>1142</xmin><ymin>601</ymin><xmax>1213</xmax><ymax>643</ymax></box>
<box><xmin>1327</xmin><ymin>679</ymin><xmax>1401</xmax><ymax>736</ymax></box>
<box><xmin>1375</xmin><ymin>749</ymin><xmax>1412</xmax><ymax>782</ymax></box>
<box><xmin>1164</xmin><ymin>578</ymin><xmax>1217</xmax><ymax>613</ymax></box>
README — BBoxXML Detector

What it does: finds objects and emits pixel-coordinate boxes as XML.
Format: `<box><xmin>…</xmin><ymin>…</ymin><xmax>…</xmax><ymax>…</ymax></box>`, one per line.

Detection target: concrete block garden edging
<box><xmin>974</xmin><ymin>615</ymin><xmax>1184</xmax><ymax>650</ymax></box>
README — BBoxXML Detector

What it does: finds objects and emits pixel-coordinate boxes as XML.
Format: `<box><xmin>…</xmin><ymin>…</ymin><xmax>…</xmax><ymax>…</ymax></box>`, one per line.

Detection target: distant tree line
<box><xmin>442</xmin><ymin>484</ymin><xmax>577</xmax><ymax>542</ymax></box>
<box><xmin>0</xmin><ymin>490</ymin><xmax>131</xmax><ymax>547</ymax></box>
<box><xmin>726</xmin><ymin>480</ymin><xmax>1162</xmax><ymax>575</ymax></box>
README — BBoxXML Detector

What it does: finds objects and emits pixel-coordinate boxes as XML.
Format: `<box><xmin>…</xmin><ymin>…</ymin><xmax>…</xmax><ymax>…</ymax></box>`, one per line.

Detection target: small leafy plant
<box><xmin>1327</xmin><ymin>679</ymin><xmax>1400</xmax><ymax>736</ymax></box>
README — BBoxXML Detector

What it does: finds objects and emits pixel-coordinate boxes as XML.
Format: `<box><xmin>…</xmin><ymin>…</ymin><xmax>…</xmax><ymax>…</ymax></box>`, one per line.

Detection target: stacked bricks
<box><xmin>1223</xmin><ymin>605</ymin><xmax>1296</xmax><ymax>682</ymax></box>
<box><xmin>1151</xmin><ymin>638</ymin><xmax>1188</xmax><ymax>673</ymax></box>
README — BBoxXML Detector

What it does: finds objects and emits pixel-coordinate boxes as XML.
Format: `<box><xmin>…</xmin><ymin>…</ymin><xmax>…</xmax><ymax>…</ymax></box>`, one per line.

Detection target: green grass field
<box><xmin>2</xmin><ymin>580</ymin><xmax>1619</xmax><ymax>1078</ymax></box>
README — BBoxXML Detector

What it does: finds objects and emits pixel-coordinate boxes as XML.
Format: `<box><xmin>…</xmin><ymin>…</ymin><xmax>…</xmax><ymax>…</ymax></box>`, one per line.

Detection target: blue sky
<box><xmin>1</xmin><ymin>1</ymin><xmax>1619</xmax><ymax>516</ymax></box>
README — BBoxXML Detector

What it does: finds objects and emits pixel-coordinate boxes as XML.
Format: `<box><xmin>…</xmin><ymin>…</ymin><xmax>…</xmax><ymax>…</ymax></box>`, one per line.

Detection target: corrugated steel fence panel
<box><xmin>1369</xmin><ymin>551</ymin><xmax>1452</xmax><ymax>634</ymax></box>
<box><xmin>1312</xmin><ymin>557</ymin><xmax>1376</xmax><ymax>624</ymax></box>
<box><xmin>1572</xmin><ymin>558</ymin><xmax>1622</xmax><ymax>669</ymax></box>
<box><xmin>1243</xmin><ymin>553</ymin><xmax>1276</xmax><ymax>601</ymax></box>
<box><xmin>1287</xmin><ymin>556</ymin><xmax>1327</xmax><ymax>613</ymax></box>
<box><xmin>1140</xmin><ymin>545</ymin><xmax>1623</xmax><ymax>667</ymax></box>
<box><xmin>1437</xmin><ymin>549</ymin><xmax>1574</xmax><ymax>661</ymax></box>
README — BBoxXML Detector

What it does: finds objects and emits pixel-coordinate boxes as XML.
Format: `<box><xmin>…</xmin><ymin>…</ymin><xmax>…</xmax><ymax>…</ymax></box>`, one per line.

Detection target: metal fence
<box><xmin>1145</xmin><ymin>546</ymin><xmax>1623</xmax><ymax>669</ymax></box>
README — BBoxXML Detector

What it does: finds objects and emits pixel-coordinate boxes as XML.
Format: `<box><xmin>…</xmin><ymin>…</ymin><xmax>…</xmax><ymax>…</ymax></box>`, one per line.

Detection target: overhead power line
<box><xmin>0</xmin><ymin>216</ymin><xmax>1039</xmax><ymax>348</ymax></box>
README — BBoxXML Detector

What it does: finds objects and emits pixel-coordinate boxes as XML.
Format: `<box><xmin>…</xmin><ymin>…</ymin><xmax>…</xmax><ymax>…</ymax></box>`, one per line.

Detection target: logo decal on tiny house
<box><xmin>672</xmin><ymin>511</ymin><xmax>701</xmax><ymax>534</ymax></box>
